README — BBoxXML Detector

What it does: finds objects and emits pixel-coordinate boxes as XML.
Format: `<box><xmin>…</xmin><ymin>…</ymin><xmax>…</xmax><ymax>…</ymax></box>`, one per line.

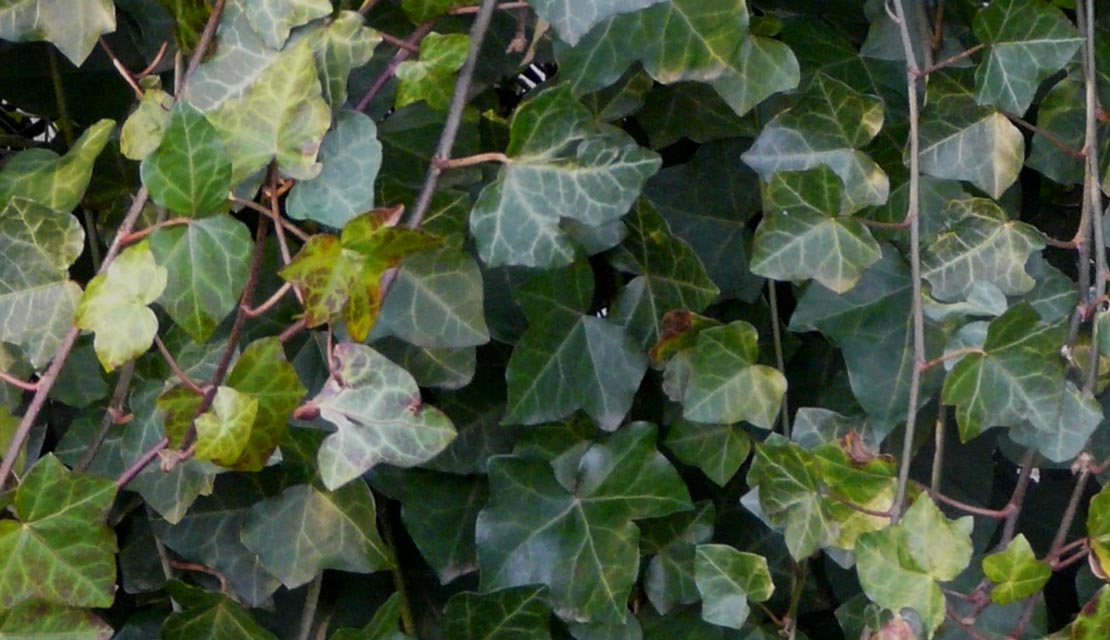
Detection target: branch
<box><xmin>767</xmin><ymin>281</ymin><xmax>790</xmax><ymax>437</ymax></box>
<box><xmin>926</xmin><ymin>487</ymin><xmax>1014</xmax><ymax>519</ymax></box>
<box><xmin>75</xmin><ymin>362</ymin><xmax>135</xmax><ymax>472</ymax></box>
<box><xmin>355</xmin><ymin>21</ymin><xmax>435</xmax><ymax>112</ymax></box>
<box><xmin>1079</xmin><ymin>0</ymin><xmax>1107</xmax><ymax>395</ymax></box>
<box><xmin>1005</xmin><ymin>111</ymin><xmax>1085</xmax><ymax>160</ymax></box>
<box><xmin>888</xmin><ymin>0</ymin><xmax>927</xmax><ymax>525</ymax></box>
<box><xmin>154</xmin><ymin>335</ymin><xmax>205</xmax><ymax>395</ymax></box>
<box><xmin>177</xmin><ymin>0</ymin><xmax>228</xmax><ymax>101</ymax></box>
<box><xmin>230</xmin><ymin>196</ymin><xmax>310</xmax><ymax>242</ymax></box>
<box><xmin>118</xmin><ymin>216</ymin><xmax>192</xmax><ymax>246</ymax></box>
<box><xmin>407</xmin><ymin>0</ymin><xmax>501</xmax><ymax>229</ymax></box>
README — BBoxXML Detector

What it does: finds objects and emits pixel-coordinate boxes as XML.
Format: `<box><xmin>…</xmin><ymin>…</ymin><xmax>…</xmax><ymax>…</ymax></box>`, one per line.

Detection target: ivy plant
<box><xmin>7</xmin><ymin>0</ymin><xmax>1110</xmax><ymax>638</ymax></box>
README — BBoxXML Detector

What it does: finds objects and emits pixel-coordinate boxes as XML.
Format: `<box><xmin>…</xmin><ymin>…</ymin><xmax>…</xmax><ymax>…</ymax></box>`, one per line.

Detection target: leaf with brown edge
<box><xmin>279</xmin><ymin>208</ymin><xmax>441</xmax><ymax>341</ymax></box>
<box><xmin>649</xmin><ymin>310</ymin><xmax>720</xmax><ymax>364</ymax></box>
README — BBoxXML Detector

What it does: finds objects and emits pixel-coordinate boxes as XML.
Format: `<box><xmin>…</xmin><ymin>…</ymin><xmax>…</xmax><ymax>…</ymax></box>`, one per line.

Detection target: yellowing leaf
<box><xmin>194</xmin><ymin>386</ymin><xmax>259</xmax><ymax>466</ymax></box>
<box><xmin>75</xmin><ymin>241</ymin><xmax>168</xmax><ymax>372</ymax></box>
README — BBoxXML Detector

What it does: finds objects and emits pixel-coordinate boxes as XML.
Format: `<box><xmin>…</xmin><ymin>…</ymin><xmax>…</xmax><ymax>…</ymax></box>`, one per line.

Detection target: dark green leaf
<box><xmin>443</xmin><ymin>586</ymin><xmax>552</xmax><ymax>639</ymax></box>
<box><xmin>141</xmin><ymin>103</ymin><xmax>231</xmax><ymax>218</ymax></box>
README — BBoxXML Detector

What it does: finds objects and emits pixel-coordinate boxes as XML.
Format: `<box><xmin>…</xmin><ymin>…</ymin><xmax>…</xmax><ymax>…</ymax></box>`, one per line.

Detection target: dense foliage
<box><xmin>7</xmin><ymin>0</ymin><xmax>1110</xmax><ymax>637</ymax></box>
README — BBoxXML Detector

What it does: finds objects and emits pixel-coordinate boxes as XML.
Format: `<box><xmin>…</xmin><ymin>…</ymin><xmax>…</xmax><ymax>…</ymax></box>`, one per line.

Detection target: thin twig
<box><xmin>946</xmin><ymin>607</ymin><xmax>994</xmax><ymax>640</ymax></box>
<box><xmin>243</xmin><ymin>282</ymin><xmax>294</xmax><ymax>318</ymax></box>
<box><xmin>919</xmin><ymin>347</ymin><xmax>985</xmax><ymax>372</ymax></box>
<box><xmin>355</xmin><ymin>21</ymin><xmax>434</xmax><ymax>112</ymax></box>
<box><xmin>178</xmin><ymin>0</ymin><xmax>228</xmax><ymax>101</ymax></box>
<box><xmin>170</xmin><ymin>559</ymin><xmax>229</xmax><ymax>593</ymax></box>
<box><xmin>47</xmin><ymin>47</ymin><xmax>75</xmax><ymax>146</ymax></box>
<box><xmin>154</xmin><ymin>336</ymin><xmax>205</xmax><ymax>395</ymax></box>
<box><xmin>860</xmin><ymin>217</ymin><xmax>911</xmax><ymax>230</ymax></box>
<box><xmin>999</xmin><ymin>449</ymin><xmax>1038</xmax><ymax>547</ymax></box>
<box><xmin>280</xmin><ymin>318</ymin><xmax>307</xmax><ymax>342</ymax></box>
<box><xmin>931</xmin><ymin>409</ymin><xmax>945</xmax><ymax>492</ymax></box>
<box><xmin>380</xmin><ymin>31</ymin><xmax>420</xmax><ymax>53</ymax></box>
<box><xmin>822</xmin><ymin>491</ymin><xmax>891</xmax><ymax>518</ymax></box>
<box><xmin>890</xmin><ymin>0</ymin><xmax>927</xmax><ymax>525</ymax></box>
<box><xmin>0</xmin><ymin>186</ymin><xmax>151</xmax><ymax>491</ymax></box>
<box><xmin>75</xmin><ymin>362</ymin><xmax>135</xmax><ymax>472</ymax></box>
<box><xmin>136</xmin><ymin>41</ymin><xmax>170</xmax><ymax>79</ymax></box>
<box><xmin>0</xmin><ymin>370</ymin><xmax>38</xmax><ymax>392</ymax></box>
<box><xmin>768</xmin><ymin>281</ymin><xmax>790</xmax><ymax>438</ymax></box>
<box><xmin>118</xmin><ymin>216</ymin><xmax>192</xmax><ymax>245</ymax></box>
<box><xmin>296</xmin><ymin>573</ymin><xmax>324</xmax><ymax>640</ymax></box>
<box><xmin>448</xmin><ymin>1</ymin><xmax>528</xmax><ymax>14</ymax></box>
<box><xmin>1047</xmin><ymin>468</ymin><xmax>1092</xmax><ymax>560</ymax></box>
<box><xmin>919</xmin><ymin>43</ymin><xmax>984</xmax><ymax>76</ymax></box>
<box><xmin>1005</xmin><ymin>112</ymin><xmax>1085</xmax><ymax>160</ymax></box>
<box><xmin>230</xmin><ymin>196</ymin><xmax>311</xmax><ymax>242</ymax></box>
<box><xmin>1080</xmin><ymin>0</ymin><xmax>1107</xmax><ymax>395</ymax></box>
<box><xmin>927</xmin><ymin>487</ymin><xmax>1014</xmax><ymax>519</ymax></box>
<box><xmin>434</xmin><ymin>151</ymin><xmax>508</xmax><ymax>169</ymax></box>
<box><xmin>407</xmin><ymin>0</ymin><xmax>501</xmax><ymax>229</ymax></box>
<box><xmin>378</xmin><ymin>497</ymin><xmax>416</xmax><ymax>636</ymax></box>
<box><xmin>116</xmin><ymin>437</ymin><xmax>169</xmax><ymax>488</ymax></box>
<box><xmin>99</xmin><ymin>38</ymin><xmax>143</xmax><ymax>99</ymax></box>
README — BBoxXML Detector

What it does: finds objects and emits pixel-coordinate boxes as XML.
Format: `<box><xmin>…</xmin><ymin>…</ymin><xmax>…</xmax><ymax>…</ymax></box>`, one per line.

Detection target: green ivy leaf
<box><xmin>1025</xmin><ymin>74</ymin><xmax>1094</xmax><ymax>185</ymax></box>
<box><xmin>746</xmin><ymin>439</ymin><xmax>836</xmax><ymax>560</ymax></box>
<box><xmin>0</xmin><ymin>198</ymin><xmax>84</xmax><ymax>369</ymax></box>
<box><xmin>225</xmin><ymin>337</ymin><xmax>306</xmax><ymax>471</ymax></box>
<box><xmin>608</xmin><ymin>199</ymin><xmax>719</xmax><ymax>349</ymax></box>
<box><xmin>918</xmin><ymin>72</ymin><xmax>1025</xmax><ymax>199</ymax></box>
<box><xmin>243</xmin><ymin>0</ymin><xmax>331</xmax><ymax>49</ymax></box>
<box><xmin>470</xmin><ymin>86</ymin><xmax>661</xmax><ymax>268</ymax></box>
<box><xmin>372</xmin><ymin>338</ymin><xmax>475</xmax><ymax>390</ymax></box>
<box><xmin>0</xmin><ymin>119</ymin><xmax>114</xmax><ymax>213</ymax></box>
<box><xmin>161</xmin><ymin>581</ymin><xmax>276</xmax><ymax>639</ymax></box>
<box><xmin>504</xmin><ymin>260</ymin><xmax>648</xmax><ymax>430</ymax></box>
<box><xmin>557</xmin><ymin>0</ymin><xmax>799</xmax><ymax>117</ymax></box>
<box><xmin>154</xmin><ymin>474</ymin><xmax>282</xmax><ymax>607</ymax></box>
<box><xmin>0</xmin><ymin>455</ymin><xmax>117</xmax><ymax>609</ymax></box>
<box><xmin>973</xmin><ymin>0</ymin><xmax>1083</xmax><ymax>115</ymax></box>
<box><xmin>942</xmin><ymin>304</ymin><xmax>1102</xmax><ymax>461</ymax></box>
<box><xmin>155</xmin><ymin>0</ymin><xmax>212</xmax><ymax>54</ymax></box>
<box><xmin>372</xmin><ymin>467</ymin><xmax>487</xmax><ymax>584</ymax></box>
<box><xmin>303</xmin><ymin>10</ymin><xmax>381</xmax><ymax>112</ymax></box>
<box><xmin>1073</xmin><ymin>586</ymin><xmax>1110</xmax><ymax>639</ymax></box>
<box><xmin>150</xmin><ymin>214</ymin><xmax>252</xmax><ymax>343</ymax></box>
<box><xmin>75</xmin><ymin>241</ymin><xmax>168</xmax><ymax>372</ymax></box>
<box><xmin>0</xmin><ymin>601</ymin><xmax>112</xmax><ymax>640</ymax></box>
<box><xmin>374</xmin><ymin>248</ymin><xmax>490</xmax><ymax>348</ymax></box>
<box><xmin>693</xmin><ymin>544</ymin><xmax>774</xmax><ymax>630</ymax></box>
<box><xmin>640</xmin><ymin>502</ymin><xmax>715</xmax><ymax>615</ymax></box>
<box><xmin>922</xmin><ymin>198</ymin><xmax>1045</xmax><ymax>302</ymax></box>
<box><xmin>1088</xmin><ymin>483</ymin><xmax>1110</xmax><ymax>580</ymax></box>
<box><xmin>193</xmin><ymin>386</ymin><xmax>259</xmax><ymax>466</ymax></box>
<box><xmin>141</xmin><ymin>103</ymin><xmax>231</xmax><ymax>218</ymax></box>
<box><xmin>287</xmin><ymin>110</ymin><xmax>382</xmax><ymax>228</ymax></box>
<box><xmin>742</xmin><ymin>74</ymin><xmax>888</xmax><ymax>212</ymax></box>
<box><xmin>679</xmin><ymin>321</ymin><xmax>786</xmax><ymax>429</ymax></box>
<box><xmin>531</xmin><ymin>0</ymin><xmax>663</xmax><ymax>46</ymax></box>
<box><xmin>240</xmin><ymin>480</ymin><xmax>392</xmax><ymax>588</ymax></box>
<box><xmin>121</xmin><ymin>88</ymin><xmax>175</xmax><ymax>161</ymax></box>
<box><xmin>185</xmin><ymin>0</ymin><xmax>278</xmax><ymax>111</ymax></box>
<box><xmin>856</xmin><ymin>495</ymin><xmax>973</xmax><ymax>638</ymax></box>
<box><xmin>205</xmin><ymin>39</ymin><xmax>331</xmax><ymax>184</ymax></box>
<box><xmin>752</xmin><ymin>166</ymin><xmax>881</xmax><ymax>293</ymax></box>
<box><xmin>982</xmin><ymin>534</ymin><xmax>1051</xmax><ymax>605</ymax></box>
<box><xmin>280</xmin><ymin>209</ymin><xmax>441</xmax><ymax>341</ymax></box>
<box><xmin>0</xmin><ymin>0</ymin><xmax>115</xmax><ymax>65</ymax></box>
<box><xmin>312</xmin><ymin>342</ymin><xmax>456</xmax><ymax>490</ymax></box>
<box><xmin>330</xmin><ymin>592</ymin><xmax>407</xmax><ymax>640</ymax></box>
<box><xmin>477</xmin><ymin>423</ymin><xmax>691</xmax><ymax>623</ymax></box>
<box><xmin>664</xmin><ymin>418</ymin><xmax>750</xmax><ymax>487</ymax></box>
<box><xmin>395</xmin><ymin>33</ymin><xmax>469</xmax><ymax>111</ymax></box>
<box><xmin>443</xmin><ymin>587</ymin><xmax>551</xmax><ymax>639</ymax></box>
<box><xmin>400</xmin><ymin>0</ymin><xmax>471</xmax><ymax>22</ymax></box>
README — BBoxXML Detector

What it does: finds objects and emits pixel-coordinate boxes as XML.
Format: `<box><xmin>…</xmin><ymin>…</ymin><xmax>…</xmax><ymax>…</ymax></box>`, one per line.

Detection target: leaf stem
<box><xmin>0</xmin><ymin>370</ymin><xmax>38</xmax><ymax>392</ymax></box>
<box><xmin>379</xmin><ymin>31</ymin><xmax>420</xmax><ymax>53</ymax></box>
<box><xmin>888</xmin><ymin>0</ymin><xmax>927</xmax><ymax>525</ymax></box>
<box><xmin>407</xmin><ymin>0</ymin><xmax>501</xmax><ymax>229</ymax></box>
<box><xmin>178</xmin><ymin>0</ymin><xmax>227</xmax><ymax>101</ymax></box>
<box><xmin>119</xmin><ymin>217</ymin><xmax>192</xmax><ymax>246</ymax></box>
<box><xmin>918</xmin><ymin>346</ymin><xmax>985</xmax><ymax>372</ymax></box>
<box><xmin>75</xmin><ymin>361</ymin><xmax>136</xmax><ymax>472</ymax></box>
<box><xmin>243</xmin><ymin>282</ymin><xmax>294</xmax><ymax>318</ymax></box>
<box><xmin>170</xmin><ymin>559</ymin><xmax>229</xmax><ymax>593</ymax></box>
<box><xmin>378</xmin><ymin>496</ymin><xmax>416</xmax><ymax>636</ymax></box>
<box><xmin>98</xmin><ymin>37</ymin><xmax>143</xmax><ymax>99</ymax></box>
<box><xmin>931</xmin><ymin>409</ymin><xmax>945</xmax><ymax>492</ymax></box>
<box><xmin>926</xmin><ymin>486</ymin><xmax>1014</xmax><ymax>519</ymax></box>
<box><xmin>230</xmin><ymin>196</ymin><xmax>311</xmax><ymax>242</ymax></box>
<box><xmin>767</xmin><ymin>281</ymin><xmax>790</xmax><ymax>438</ymax></box>
<box><xmin>280</xmin><ymin>318</ymin><xmax>308</xmax><ymax>342</ymax></box>
<box><xmin>919</xmin><ymin>43</ymin><xmax>983</xmax><ymax>76</ymax></box>
<box><xmin>154</xmin><ymin>335</ymin><xmax>205</xmax><ymax>395</ymax></box>
<box><xmin>355</xmin><ymin>21</ymin><xmax>435</xmax><ymax>112</ymax></box>
<box><xmin>433</xmin><ymin>151</ymin><xmax>509</xmax><ymax>169</ymax></box>
<box><xmin>0</xmin><ymin>186</ymin><xmax>151</xmax><ymax>491</ymax></box>
<box><xmin>1004</xmin><ymin>111</ymin><xmax>1085</xmax><ymax>161</ymax></box>
<box><xmin>296</xmin><ymin>572</ymin><xmax>324</xmax><ymax>640</ymax></box>
<box><xmin>47</xmin><ymin>46</ymin><xmax>75</xmax><ymax>146</ymax></box>
<box><xmin>999</xmin><ymin>449</ymin><xmax>1038</xmax><ymax>547</ymax></box>
<box><xmin>116</xmin><ymin>437</ymin><xmax>169</xmax><ymax>488</ymax></box>
<box><xmin>448</xmin><ymin>1</ymin><xmax>529</xmax><ymax>14</ymax></box>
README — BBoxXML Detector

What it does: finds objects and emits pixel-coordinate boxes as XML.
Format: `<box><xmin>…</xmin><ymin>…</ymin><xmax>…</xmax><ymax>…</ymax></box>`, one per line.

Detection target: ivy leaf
<box><xmin>225</xmin><ymin>337</ymin><xmax>306</xmax><ymax>471</ymax></box>
<box><xmin>557</xmin><ymin>0</ymin><xmax>799</xmax><ymax>117</ymax></box>
<box><xmin>918</xmin><ymin>72</ymin><xmax>1025</xmax><ymax>199</ymax></box>
<box><xmin>664</xmin><ymin>418</ymin><xmax>750</xmax><ymax>487</ymax></box>
<box><xmin>973</xmin><ymin>0</ymin><xmax>1083</xmax><ymax>115</ymax></box>
<box><xmin>477</xmin><ymin>423</ymin><xmax>691</xmax><ymax>623</ymax></box>
<box><xmin>240</xmin><ymin>480</ymin><xmax>392</xmax><ymax>588</ymax></box>
<box><xmin>154</xmin><ymin>474</ymin><xmax>282</xmax><ymax>607</ymax></box>
<box><xmin>243</xmin><ymin>0</ymin><xmax>331</xmax><ymax>49</ymax></box>
<box><xmin>0</xmin><ymin>119</ymin><xmax>114</xmax><ymax>213</ymax></box>
<box><xmin>372</xmin><ymin>467</ymin><xmax>487</xmax><ymax>584</ymax></box>
<box><xmin>155</xmin><ymin>0</ymin><xmax>212</xmax><ymax>54</ymax></box>
<box><xmin>742</xmin><ymin>74</ymin><xmax>888</xmax><ymax>212</ymax></box>
<box><xmin>922</xmin><ymin>198</ymin><xmax>1045</xmax><ymax>302</ymax></box>
<box><xmin>280</xmin><ymin>208</ymin><xmax>440</xmax><ymax>341</ymax></box>
<box><xmin>942</xmin><ymin>304</ymin><xmax>1102</xmax><ymax>461</ymax></box>
<box><xmin>856</xmin><ymin>495</ymin><xmax>973</xmax><ymax>638</ymax></box>
<box><xmin>752</xmin><ymin>166</ymin><xmax>881</xmax><ymax>293</ymax></box>
<box><xmin>303</xmin><ymin>10</ymin><xmax>381</xmax><ymax>112</ymax></box>
<box><xmin>374</xmin><ymin>248</ymin><xmax>490</xmax><ymax>348</ymax></box>
<box><xmin>982</xmin><ymin>534</ymin><xmax>1051</xmax><ymax>605</ymax></box>
<box><xmin>0</xmin><ymin>0</ymin><xmax>115</xmax><ymax>65</ymax></box>
<box><xmin>680</xmin><ymin>321</ymin><xmax>787</xmax><ymax>430</ymax></box>
<box><xmin>287</xmin><ymin>110</ymin><xmax>382</xmax><ymax>228</ymax></box>
<box><xmin>330</xmin><ymin>592</ymin><xmax>407</xmax><ymax>640</ymax></box>
<box><xmin>504</xmin><ymin>260</ymin><xmax>648</xmax><ymax>430</ymax></box>
<box><xmin>205</xmin><ymin>39</ymin><xmax>331</xmax><ymax>184</ymax></box>
<box><xmin>0</xmin><ymin>601</ymin><xmax>112</xmax><ymax>640</ymax></box>
<box><xmin>0</xmin><ymin>455</ymin><xmax>117</xmax><ymax>609</ymax></box>
<box><xmin>693</xmin><ymin>544</ymin><xmax>774</xmax><ymax>630</ymax></box>
<box><xmin>312</xmin><ymin>342</ymin><xmax>456</xmax><ymax>490</ymax></box>
<box><xmin>470</xmin><ymin>86</ymin><xmax>661</xmax><ymax>268</ymax></box>
<box><xmin>150</xmin><ymin>214</ymin><xmax>253</xmax><ymax>343</ymax></box>
<box><xmin>121</xmin><ymin>88</ymin><xmax>175</xmax><ymax>161</ymax></box>
<box><xmin>0</xmin><ymin>198</ymin><xmax>84</xmax><ymax>369</ymax></box>
<box><xmin>395</xmin><ymin>33</ymin><xmax>469</xmax><ymax>111</ymax></box>
<box><xmin>746</xmin><ymin>439</ymin><xmax>836</xmax><ymax>560</ymax></box>
<box><xmin>193</xmin><ymin>386</ymin><xmax>259</xmax><ymax>467</ymax></box>
<box><xmin>141</xmin><ymin>103</ymin><xmax>231</xmax><ymax>218</ymax></box>
<box><xmin>184</xmin><ymin>0</ymin><xmax>278</xmax><ymax>111</ymax></box>
<box><xmin>1088</xmin><ymin>483</ymin><xmax>1110</xmax><ymax>580</ymax></box>
<box><xmin>531</xmin><ymin>0</ymin><xmax>663</xmax><ymax>46</ymax></box>
<box><xmin>1074</xmin><ymin>587</ymin><xmax>1110</xmax><ymax>639</ymax></box>
<box><xmin>161</xmin><ymin>581</ymin><xmax>276</xmax><ymax>639</ymax></box>
<box><xmin>640</xmin><ymin>502</ymin><xmax>715</xmax><ymax>615</ymax></box>
<box><xmin>75</xmin><ymin>241</ymin><xmax>168</xmax><ymax>372</ymax></box>
<box><xmin>373</xmin><ymin>338</ymin><xmax>475</xmax><ymax>390</ymax></box>
<box><xmin>608</xmin><ymin>199</ymin><xmax>719</xmax><ymax>350</ymax></box>
<box><xmin>443</xmin><ymin>586</ymin><xmax>551</xmax><ymax>639</ymax></box>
